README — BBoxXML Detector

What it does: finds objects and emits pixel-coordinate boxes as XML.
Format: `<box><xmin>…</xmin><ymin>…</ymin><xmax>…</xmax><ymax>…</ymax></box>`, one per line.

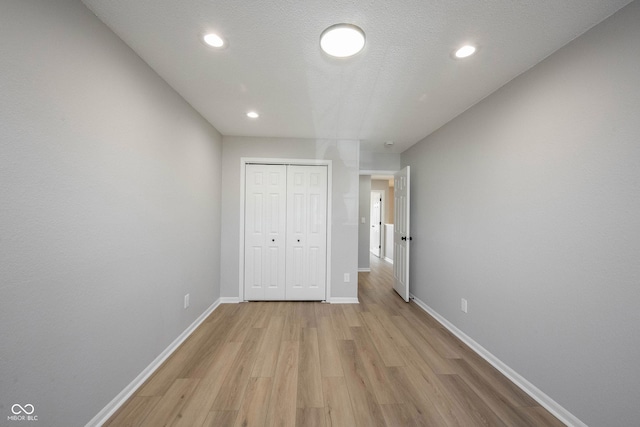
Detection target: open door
<box><xmin>370</xmin><ymin>191</ymin><xmax>382</xmax><ymax>257</ymax></box>
<box><xmin>393</xmin><ymin>166</ymin><xmax>410</xmax><ymax>302</ymax></box>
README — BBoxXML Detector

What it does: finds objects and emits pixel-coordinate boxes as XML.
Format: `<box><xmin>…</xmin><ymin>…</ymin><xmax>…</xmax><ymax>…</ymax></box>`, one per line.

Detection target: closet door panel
<box><xmin>286</xmin><ymin>165</ymin><xmax>327</xmax><ymax>300</ymax></box>
<box><xmin>244</xmin><ymin>164</ymin><xmax>287</xmax><ymax>300</ymax></box>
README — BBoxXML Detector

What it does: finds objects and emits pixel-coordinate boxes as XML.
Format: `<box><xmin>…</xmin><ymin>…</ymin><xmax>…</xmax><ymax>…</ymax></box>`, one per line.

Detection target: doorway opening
<box><xmin>358</xmin><ymin>167</ymin><xmax>411</xmax><ymax>302</ymax></box>
<box><xmin>370</xmin><ymin>176</ymin><xmax>395</xmax><ymax>264</ymax></box>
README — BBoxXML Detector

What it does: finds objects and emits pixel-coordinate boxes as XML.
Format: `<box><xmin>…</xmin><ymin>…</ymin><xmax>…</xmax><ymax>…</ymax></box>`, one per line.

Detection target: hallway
<box><xmin>105</xmin><ymin>256</ymin><xmax>563</xmax><ymax>426</ymax></box>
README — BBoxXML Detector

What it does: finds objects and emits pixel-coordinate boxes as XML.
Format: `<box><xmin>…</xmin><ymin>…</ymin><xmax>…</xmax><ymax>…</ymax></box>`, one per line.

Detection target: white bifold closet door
<box><xmin>244</xmin><ymin>164</ymin><xmax>287</xmax><ymax>300</ymax></box>
<box><xmin>244</xmin><ymin>164</ymin><xmax>327</xmax><ymax>301</ymax></box>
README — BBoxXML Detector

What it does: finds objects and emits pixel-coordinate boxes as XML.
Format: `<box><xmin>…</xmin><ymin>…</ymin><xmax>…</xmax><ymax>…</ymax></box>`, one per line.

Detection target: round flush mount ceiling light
<box><xmin>320</xmin><ymin>24</ymin><xmax>366</xmax><ymax>58</ymax></box>
<box><xmin>454</xmin><ymin>45</ymin><xmax>476</xmax><ymax>58</ymax></box>
<box><xmin>384</xmin><ymin>141</ymin><xmax>394</xmax><ymax>147</ymax></box>
<box><xmin>203</xmin><ymin>33</ymin><xmax>225</xmax><ymax>48</ymax></box>
<box><xmin>246</xmin><ymin>111</ymin><xmax>259</xmax><ymax>119</ymax></box>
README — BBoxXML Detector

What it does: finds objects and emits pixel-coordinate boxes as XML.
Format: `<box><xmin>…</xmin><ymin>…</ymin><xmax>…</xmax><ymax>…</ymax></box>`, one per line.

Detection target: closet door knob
<box><xmin>297</xmin><ymin>239</ymin><xmax>301</xmax><ymax>243</ymax></box>
<box><xmin>272</xmin><ymin>239</ymin><xmax>275</xmax><ymax>242</ymax></box>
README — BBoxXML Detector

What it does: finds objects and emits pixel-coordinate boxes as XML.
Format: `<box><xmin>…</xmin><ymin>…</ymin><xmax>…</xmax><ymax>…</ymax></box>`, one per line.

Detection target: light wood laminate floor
<box><xmin>105</xmin><ymin>256</ymin><xmax>564</xmax><ymax>426</ymax></box>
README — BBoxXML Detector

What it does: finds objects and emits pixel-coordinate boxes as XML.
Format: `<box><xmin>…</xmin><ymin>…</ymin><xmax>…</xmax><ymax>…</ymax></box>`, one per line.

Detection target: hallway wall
<box><xmin>358</xmin><ymin>176</ymin><xmax>372</xmax><ymax>270</ymax></box>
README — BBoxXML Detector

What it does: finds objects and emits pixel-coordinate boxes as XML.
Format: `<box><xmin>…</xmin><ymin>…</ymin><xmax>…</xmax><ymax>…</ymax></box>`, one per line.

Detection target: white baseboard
<box><xmin>383</xmin><ymin>257</ymin><xmax>393</xmax><ymax>264</ymax></box>
<box><xmin>358</xmin><ymin>268</ymin><xmax>371</xmax><ymax>272</ymax></box>
<box><xmin>409</xmin><ymin>294</ymin><xmax>585</xmax><ymax>427</ymax></box>
<box><xmin>86</xmin><ymin>298</ymin><xmax>222</xmax><ymax>427</ymax></box>
<box><xmin>329</xmin><ymin>297</ymin><xmax>360</xmax><ymax>304</ymax></box>
<box><xmin>219</xmin><ymin>297</ymin><xmax>241</xmax><ymax>303</ymax></box>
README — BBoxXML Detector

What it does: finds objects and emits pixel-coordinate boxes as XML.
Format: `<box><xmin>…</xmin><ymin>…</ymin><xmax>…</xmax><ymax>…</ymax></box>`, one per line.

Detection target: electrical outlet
<box><xmin>344</xmin><ymin>273</ymin><xmax>350</xmax><ymax>282</ymax></box>
<box><xmin>461</xmin><ymin>298</ymin><xmax>468</xmax><ymax>313</ymax></box>
<box><xmin>184</xmin><ymin>293</ymin><xmax>190</xmax><ymax>309</ymax></box>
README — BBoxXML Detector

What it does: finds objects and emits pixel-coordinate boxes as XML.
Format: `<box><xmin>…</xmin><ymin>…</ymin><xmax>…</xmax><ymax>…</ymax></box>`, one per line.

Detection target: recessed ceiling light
<box><xmin>454</xmin><ymin>45</ymin><xmax>476</xmax><ymax>58</ymax></box>
<box><xmin>203</xmin><ymin>33</ymin><xmax>225</xmax><ymax>48</ymax></box>
<box><xmin>247</xmin><ymin>111</ymin><xmax>259</xmax><ymax>119</ymax></box>
<box><xmin>320</xmin><ymin>24</ymin><xmax>365</xmax><ymax>58</ymax></box>
<box><xmin>384</xmin><ymin>141</ymin><xmax>394</xmax><ymax>146</ymax></box>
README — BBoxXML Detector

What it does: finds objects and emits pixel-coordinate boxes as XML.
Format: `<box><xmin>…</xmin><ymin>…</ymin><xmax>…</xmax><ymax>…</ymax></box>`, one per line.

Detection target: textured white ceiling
<box><xmin>82</xmin><ymin>0</ymin><xmax>631</xmax><ymax>153</ymax></box>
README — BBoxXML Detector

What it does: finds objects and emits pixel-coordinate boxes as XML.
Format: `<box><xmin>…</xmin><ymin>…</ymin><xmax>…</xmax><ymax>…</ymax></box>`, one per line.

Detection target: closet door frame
<box><xmin>239</xmin><ymin>158</ymin><xmax>332</xmax><ymax>302</ymax></box>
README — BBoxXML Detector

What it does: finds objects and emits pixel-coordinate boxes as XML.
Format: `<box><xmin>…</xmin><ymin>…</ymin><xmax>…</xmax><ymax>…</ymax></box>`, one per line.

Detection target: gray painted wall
<box><xmin>0</xmin><ymin>1</ymin><xmax>223</xmax><ymax>425</ymax></box>
<box><xmin>220</xmin><ymin>136</ymin><xmax>359</xmax><ymax>300</ymax></box>
<box><xmin>358</xmin><ymin>176</ymin><xmax>371</xmax><ymax>270</ymax></box>
<box><xmin>401</xmin><ymin>2</ymin><xmax>640</xmax><ymax>425</ymax></box>
<box><xmin>359</xmin><ymin>151</ymin><xmax>401</xmax><ymax>172</ymax></box>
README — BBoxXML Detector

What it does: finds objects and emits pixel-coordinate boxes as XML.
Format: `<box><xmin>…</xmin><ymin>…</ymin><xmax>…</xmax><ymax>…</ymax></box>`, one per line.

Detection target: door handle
<box><xmin>401</xmin><ymin>236</ymin><xmax>406</xmax><ymax>241</ymax></box>
<box><xmin>272</xmin><ymin>239</ymin><xmax>275</xmax><ymax>242</ymax></box>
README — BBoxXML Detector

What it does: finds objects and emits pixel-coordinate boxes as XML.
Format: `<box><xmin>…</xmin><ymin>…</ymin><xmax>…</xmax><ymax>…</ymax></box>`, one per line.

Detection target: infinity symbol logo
<box><xmin>11</xmin><ymin>404</ymin><xmax>35</xmax><ymax>415</ymax></box>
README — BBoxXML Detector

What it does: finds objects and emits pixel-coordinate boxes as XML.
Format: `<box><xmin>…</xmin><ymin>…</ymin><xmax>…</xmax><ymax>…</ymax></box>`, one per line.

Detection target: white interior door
<box><xmin>370</xmin><ymin>192</ymin><xmax>382</xmax><ymax>257</ymax></box>
<box><xmin>393</xmin><ymin>166</ymin><xmax>410</xmax><ymax>302</ymax></box>
<box><xmin>244</xmin><ymin>163</ymin><xmax>327</xmax><ymax>301</ymax></box>
<box><xmin>244</xmin><ymin>164</ymin><xmax>287</xmax><ymax>300</ymax></box>
<box><xmin>286</xmin><ymin>165</ymin><xmax>328</xmax><ymax>300</ymax></box>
